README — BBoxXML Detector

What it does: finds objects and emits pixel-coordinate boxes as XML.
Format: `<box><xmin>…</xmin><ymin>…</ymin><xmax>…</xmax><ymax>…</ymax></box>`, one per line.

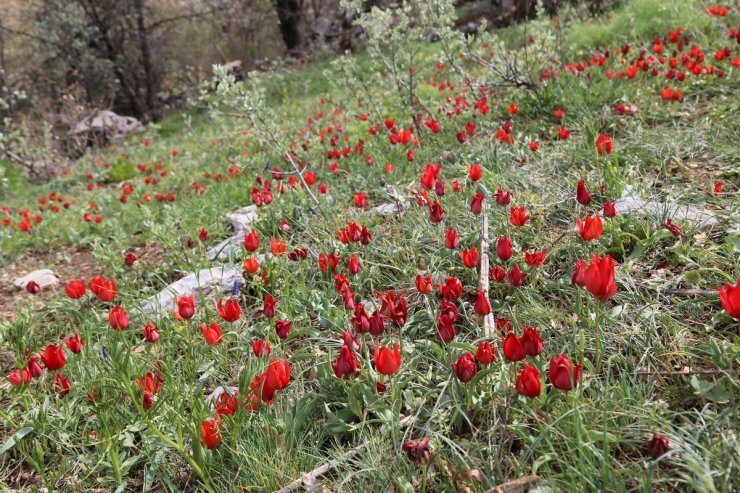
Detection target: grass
<box><xmin>1</xmin><ymin>0</ymin><xmax>739</xmax><ymax>491</ymax></box>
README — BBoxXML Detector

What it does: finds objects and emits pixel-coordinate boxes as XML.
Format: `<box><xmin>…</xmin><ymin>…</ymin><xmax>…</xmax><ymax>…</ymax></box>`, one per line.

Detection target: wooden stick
<box><xmin>479</xmin><ymin>213</ymin><xmax>495</xmax><ymax>338</ymax></box>
<box><xmin>485</xmin><ymin>475</ymin><xmax>541</xmax><ymax>493</ymax></box>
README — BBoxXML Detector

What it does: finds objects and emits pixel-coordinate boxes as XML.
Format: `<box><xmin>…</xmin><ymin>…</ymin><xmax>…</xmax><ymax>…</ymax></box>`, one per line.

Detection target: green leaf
<box><xmin>0</xmin><ymin>426</ymin><xmax>34</xmax><ymax>455</ymax></box>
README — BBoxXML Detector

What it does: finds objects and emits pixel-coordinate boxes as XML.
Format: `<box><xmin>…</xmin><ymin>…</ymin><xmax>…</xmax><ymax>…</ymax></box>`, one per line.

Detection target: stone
<box><xmin>13</xmin><ymin>269</ymin><xmax>59</xmax><ymax>290</ymax></box>
<box><xmin>70</xmin><ymin>110</ymin><xmax>142</xmax><ymax>144</ymax></box>
<box><xmin>614</xmin><ymin>197</ymin><xmax>720</xmax><ymax>227</ymax></box>
<box><xmin>137</xmin><ymin>265</ymin><xmax>245</xmax><ymax>318</ymax></box>
<box><xmin>206</xmin><ymin>205</ymin><xmax>259</xmax><ymax>262</ymax></box>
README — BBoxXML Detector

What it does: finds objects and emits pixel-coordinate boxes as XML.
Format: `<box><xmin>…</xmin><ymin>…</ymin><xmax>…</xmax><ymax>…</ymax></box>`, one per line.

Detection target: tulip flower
<box><xmin>354</xmin><ymin>192</ymin><xmax>367</xmax><ymax>208</ymax></box>
<box><xmin>275</xmin><ymin>319</ymin><xmax>292</xmax><ymax>339</ymax></box>
<box><xmin>318</xmin><ymin>252</ymin><xmax>340</xmax><ymax>272</ymax></box>
<box><xmin>583</xmin><ymin>254</ymin><xmax>617</xmax><ymax>301</ymax></box>
<box><xmin>333</xmin><ymin>346</ymin><xmax>360</xmax><ymax>379</ymax></box>
<box><xmin>557</xmin><ymin>127</ymin><xmax>570</xmax><ymax>140</ymax></box>
<box><xmin>270</xmin><ymin>237</ymin><xmax>286</xmax><ymax>256</ymax></box>
<box><xmin>460</xmin><ymin>247</ymin><xmax>479</xmax><ymax>268</ymax></box>
<box><xmin>176</xmin><ymin>295</ymin><xmax>195</xmax><ymax>320</ymax></box>
<box><xmin>64</xmin><ymin>332</ymin><xmax>84</xmax><ymax>353</ymax></box>
<box><xmin>243</xmin><ymin>231</ymin><xmax>260</xmax><ymax>252</ymax></box>
<box><xmin>516</xmin><ymin>363</ymin><xmax>541</xmax><ymax>398</ymax></box>
<box><xmin>491</xmin><ymin>265</ymin><xmax>506</xmax><ymax>282</ymax></box>
<box><xmin>26</xmin><ymin>280</ymin><xmax>40</xmax><ymax>294</ymax></box>
<box><xmin>402</xmin><ymin>437</ymin><xmax>431</xmax><ymax>464</ymax></box>
<box><xmin>52</xmin><ymin>373</ymin><xmax>71</xmax><ymax>396</ymax></box>
<box><xmin>603</xmin><ymin>200</ymin><xmax>617</xmax><ymax>218</ymax></box>
<box><xmin>251</xmin><ymin>338</ymin><xmax>271</xmax><ymax>357</ymax></box>
<box><xmin>444</xmin><ymin>229</ymin><xmax>459</xmax><ymax>249</ymax></box>
<box><xmin>509</xmin><ymin>206</ymin><xmax>529</xmax><ymax>226</ymax></box>
<box><xmin>217</xmin><ymin>298</ymin><xmax>241</xmax><ymax>322</ymax></box>
<box><xmin>508</xmin><ymin>264</ymin><xmax>524</xmax><ymax>287</ymax></box>
<box><xmin>429</xmin><ymin>200</ymin><xmax>445</xmax><ymax>223</ymax></box>
<box><xmin>495</xmin><ymin>188</ymin><xmax>512</xmax><ymax>206</ymax></box>
<box><xmin>595</xmin><ymin>134</ymin><xmax>613</xmax><ymax>155</ymax></box>
<box><xmin>438</xmin><ymin>277</ymin><xmax>462</xmax><ymax>300</ymax></box>
<box><xmin>521</xmin><ymin>326</ymin><xmax>544</xmax><ymax>356</ymax></box>
<box><xmin>26</xmin><ymin>357</ymin><xmax>43</xmax><ymax>378</ymax></box>
<box><xmin>377</xmin><ymin>290</ymin><xmax>407</xmax><ymax>328</ymax></box>
<box><xmin>262</xmin><ymin>294</ymin><xmax>277</xmax><ymax>318</ymax></box>
<box><xmin>497</xmin><ymin>237</ymin><xmax>513</xmax><ymax>262</ymax></box>
<box><xmin>8</xmin><ymin>368</ymin><xmax>32</xmax><ymax>387</ymax></box>
<box><xmin>40</xmin><ymin>344</ymin><xmax>66</xmax><ymax>371</ymax></box>
<box><xmin>572</xmin><ymin>259</ymin><xmax>587</xmax><ymax>287</ymax></box>
<box><xmin>65</xmin><ymin>279</ymin><xmax>87</xmax><ymax>299</ymax></box>
<box><xmin>90</xmin><ymin>276</ymin><xmax>116</xmax><ymax>302</ymax></box>
<box><xmin>200</xmin><ymin>322</ymin><xmax>222</xmax><ymax>345</ymax></box>
<box><xmin>437</xmin><ymin>316</ymin><xmax>456</xmax><ymax>342</ymax></box>
<box><xmin>200</xmin><ymin>419</ymin><xmax>221</xmax><ymax>449</ymax></box>
<box><xmin>374</xmin><ymin>343</ymin><xmax>401</xmax><ymax>375</ymax></box>
<box><xmin>264</xmin><ymin>357</ymin><xmax>291</xmax><ymax>399</ymax></box>
<box><xmin>143</xmin><ymin>322</ymin><xmax>160</xmax><ymax>343</ymax></box>
<box><xmin>199</xmin><ymin>228</ymin><xmax>209</xmax><ymax>242</ymax></box>
<box><xmin>473</xmin><ymin>290</ymin><xmax>491</xmax><ymax>316</ymax></box>
<box><xmin>663</xmin><ymin>218</ymin><xmax>682</xmax><ymax>237</ymax></box>
<box><xmin>244</xmin><ymin>257</ymin><xmax>259</xmax><ymax>273</ymax></box>
<box><xmin>415</xmin><ymin>274</ymin><xmax>433</xmax><ymax>295</ymax></box>
<box><xmin>439</xmin><ymin>300</ymin><xmax>459</xmax><ymax>323</ymax></box>
<box><xmin>452</xmin><ymin>352</ymin><xmax>477</xmax><ymax>382</ymax></box>
<box><xmin>470</xmin><ymin>193</ymin><xmax>484</xmax><ymax>215</ymax></box>
<box><xmin>347</xmin><ymin>254</ymin><xmax>362</xmax><ymax>274</ymax></box>
<box><xmin>524</xmin><ymin>250</ymin><xmax>548</xmax><ymax>268</ymax></box>
<box><xmin>502</xmin><ymin>333</ymin><xmax>525</xmax><ymax>362</ymax></box>
<box><xmin>548</xmin><ymin>354</ymin><xmax>582</xmax><ymax>391</ymax></box>
<box><xmin>476</xmin><ymin>341</ymin><xmax>495</xmax><ymax>364</ymax></box>
<box><xmin>468</xmin><ymin>164</ymin><xmax>483</xmax><ymax>181</ymax></box>
<box><xmin>576</xmin><ymin>179</ymin><xmax>592</xmax><ymax>205</ymax></box>
<box><xmin>718</xmin><ymin>277</ymin><xmax>740</xmax><ymax>319</ymax></box>
<box><xmin>577</xmin><ymin>214</ymin><xmax>603</xmax><ymax>241</ymax></box>
<box><xmin>646</xmin><ymin>433</ymin><xmax>670</xmax><ymax>459</ymax></box>
<box><xmin>109</xmin><ymin>304</ymin><xmax>129</xmax><ymax>330</ymax></box>
<box><xmin>124</xmin><ymin>252</ymin><xmax>137</xmax><ymax>267</ymax></box>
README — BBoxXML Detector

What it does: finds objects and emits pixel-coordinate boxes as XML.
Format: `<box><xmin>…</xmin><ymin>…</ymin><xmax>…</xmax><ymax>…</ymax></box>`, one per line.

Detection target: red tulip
<box><xmin>263</xmin><ymin>294</ymin><xmax>277</xmax><ymax>318</ymax></box>
<box><xmin>495</xmin><ymin>188</ymin><xmax>512</xmax><ymax>206</ymax></box>
<box><xmin>26</xmin><ymin>280</ymin><xmax>41</xmax><ymax>294</ymax></box>
<box><xmin>26</xmin><ymin>356</ymin><xmax>43</xmax><ymax>378</ymax></box>
<box><xmin>243</xmin><ymin>231</ymin><xmax>260</xmax><ymax>252</ymax></box>
<box><xmin>548</xmin><ymin>354</ymin><xmax>582</xmax><ymax>391</ymax></box>
<box><xmin>444</xmin><ymin>229</ymin><xmax>459</xmax><ymax>249</ymax></box>
<box><xmin>368</xmin><ymin>310</ymin><xmax>385</xmax><ymax>336</ymax></box>
<box><xmin>468</xmin><ymin>164</ymin><xmax>483</xmax><ymax>181</ymax></box>
<box><xmin>244</xmin><ymin>257</ymin><xmax>259</xmax><ymax>273</ymax></box>
<box><xmin>90</xmin><ymin>276</ymin><xmax>116</xmax><ymax>302</ymax></box>
<box><xmin>554</xmin><ymin>108</ymin><xmax>564</xmax><ymax>119</ymax></box>
<box><xmin>452</xmin><ymin>352</ymin><xmax>477</xmax><ymax>382</ymax></box>
<box><xmin>577</xmin><ymin>214</ymin><xmax>603</xmax><ymax>241</ymax></box>
<box><xmin>603</xmin><ymin>200</ymin><xmax>617</xmax><ymax>218</ymax></box>
<box><xmin>109</xmin><ymin>304</ymin><xmax>129</xmax><ymax>330</ymax></box>
<box><xmin>8</xmin><ymin>368</ymin><xmax>32</xmax><ymax>387</ymax></box>
<box><xmin>509</xmin><ymin>206</ymin><xmax>529</xmax><ymax>226</ymax></box>
<box><xmin>473</xmin><ymin>290</ymin><xmax>491</xmax><ymax>316</ymax></box>
<box><xmin>439</xmin><ymin>300</ymin><xmax>459</xmax><ymax>323</ymax></box>
<box><xmin>318</xmin><ymin>252</ymin><xmax>340</xmax><ymax>272</ymax></box>
<box><xmin>583</xmin><ymin>254</ymin><xmax>617</xmax><ymax>301</ymax></box>
<box><xmin>270</xmin><ymin>237</ymin><xmax>286</xmax><ymax>256</ymax></box>
<box><xmin>646</xmin><ymin>433</ymin><xmax>670</xmax><ymax>459</ymax></box>
<box><xmin>524</xmin><ymin>250</ymin><xmax>548</xmax><ymax>268</ymax></box>
<box><xmin>515</xmin><ymin>363</ymin><xmax>541</xmax><ymax>398</ymax></box>
<box><xmin>377</xmin><ymin>290</ymin><xmax>407</xmax><ymax>328</ymax></box>
<box><xmin>275</xmin><ymin>319</ymin><xmax>292</xmax><ymax>339</ymax></box>
<box><xmin>521</xmin><ymin>326</ymin><xmax>544</xmax><ymax>356</ymax></box>
<box><xmin>497</xmin><ymin>237</ymin><xmax>513</xmax><ymax>262</ymax></box>
<box><xmin>40</xmin><ymin>344</ymin><xmax>66</xmax><ymax>371</ymax></box>
<box><xmin>374</xmin><ymin>343</ymin><xmax>401</xmax><ymax>375</ymax></box>
<box><xmin>572</xmin><ymin>259</ymin><xmax>587</xmax><ymax>287</ymax></box>
<box><xmin>65</xmin><ymin>279</ymin><xmax>87</xmax><ymax>299</ymax></box>
<box><xmin>217</xmin><ymin>298</ymin><xmax>241</xmax><ymax>322</ymax></box>
<box><xmin>470</xmin><ymin>193</ymin><xmax>484</xmax><ymax>215</ymax></box>
<box><xmin>332</xmin><ymin>346</ymin><xmax>360</xmax><ymax>379</ymax></box>
<box><xmin>52</xmin><ymin>373</ymin><xmax>71</xmax><ymax>396</ymax></box>
<box><xmin>508</xmin><ymin>264</ymin><xmax>524</xmax><ymax>287</ymax></box>
<box><xmin>438</xmin><ymin>277</ymin><xmax>462</xmax><ymax>300</ymax></box>
<box><xmin>199</xmin><ymin>228</ymin><xmax>209</xmax><ymax>242</ymax></box>
<box><xmin>200</xmin><ymin>322</ymin><xmax>222</xmax><ymax>345</ymax></box>
<box><xmin>124</xmin><ymin>252</ymin><xmax>137</xmax><ymax>267</ymax></box>
<box><xmin>402</xmin><ymin>437</ymin><xmax>431</xmax><ymax>464</ymax></box>
<box><xmin>595</xmin><ymin>134</ymin><xmax>613</xmax><ymax>155</ymax></box>
<box><xmin>264</xmin><ymin>357</ymin><xmax>291</xmax><ymax>398</ymax></box>
<box><xmin>476</xmin><ymin>341</ymin><xmax>495</xmax><ymax>364</ymax></box>
<box><xmin>415</xmin><ymin>274</ymin><xmax>433</xmax><ymax>295</ymax></box>
<box><xmin>663</xmin><ymin>218</ymin><xmax>682</xmax><ymax>237</ymax></box>
<box><xmin>64</xmin><ymin>332</ymin><xmax>83</xmax><ymax>353</ymax></box>
<box><xmin>557</xmin><ymin>127</ymin><xmax>570</xmax><ymax>140</ymax></box>
<box><xmin>437</xmin><ymin>316</ymin><xmax>456</xmax><ymax>342</ymax></box>
<box><xmin>143</xmin><ymin>322</ymin><xmax>160</xmax><ymax>343</ymax></box>
<box><xmin>354</xmin><ymin>192</ymin><xmax>367</xmax><ymax>208</ymax></box>
<box><xmin>249</xmin><ymin>340</ymin><xmax>269</xmax><ymax>358</ymax></box>
<box><xmin>491</xmin><ymin>265</ymin><xmax>506</xmax><ymax>282</ymax></box>
<box><xmin>576</xmin><ymin>179</ymin><xmax>592</xmax><ymax>205</ymax></box>
<box><xmin>200</xmin><ymin>419</ymin><xmax>221</xmax><ymax>449</ymax></box>
<box><xmin>176</xmin><ymin>295</ymin><xmax>195</xmax><ymax>320</ymax></box>
<box><xmin>460</xmin><ymin>247</ymin><xmax>479</xmax><ymax>268</ymax></box>
<box><xmin>429</xmin><ymin>200</ymin><xmax>445</xmax><ymax>223</ymax></box>
<box><xmin>347</xmin><ymin>254</ymin><xmax>362</xmax><ymax>274</ymax></box>
<box><xmin>718</xmin><ymin>277</ymin><xmax>740</xmax><ymax>319</ymax></box>
<box><xmin>502</xmin><ymin>333</ymin><xmax>525</xmax><ymax>361</ymax></box>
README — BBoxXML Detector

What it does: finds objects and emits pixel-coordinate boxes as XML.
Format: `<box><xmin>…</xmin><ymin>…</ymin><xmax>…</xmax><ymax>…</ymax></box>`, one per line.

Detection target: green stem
<box><xmin>595</xmin><ymin>300</ymin><xmax>602</xmax><ymax>374</ymax></box>
<box><xmin>109</xmin><ymin>440</ymin><xmax>123</xmax><ymax>485</ymax></box>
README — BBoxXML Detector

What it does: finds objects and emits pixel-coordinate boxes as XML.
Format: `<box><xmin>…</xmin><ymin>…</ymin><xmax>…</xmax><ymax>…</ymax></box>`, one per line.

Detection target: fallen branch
<box><xmin>485</xmin><ymin>475</ymin><xmax>542</xmax><ymax>493</ymax></box>
<box><xmin>478</xmin><ymin>213</ymin><xmax>495</xmax><ymax>338</ymax></box>
<box><xmin>637</xmin><ymin>284</ymin><xmax>716</xmax><ymax>297</ymax></box>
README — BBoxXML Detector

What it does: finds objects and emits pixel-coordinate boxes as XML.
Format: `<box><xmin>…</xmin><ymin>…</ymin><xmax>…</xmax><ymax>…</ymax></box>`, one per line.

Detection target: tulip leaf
<box><xmin>0</xmin><ymin>426</ymin><xmax>34</xmax><ymax>455</ymax></box>
<box><xmin>587</xmin><ymin>429</ymin><xmax>618</xmax><ymax>443</ymax></box>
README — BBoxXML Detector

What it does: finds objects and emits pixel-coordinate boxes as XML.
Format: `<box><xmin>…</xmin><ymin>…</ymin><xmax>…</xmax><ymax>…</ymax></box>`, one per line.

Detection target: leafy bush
<box><xmin>108</xmin><ymin>157</ymin><xmax>136</xmax><ymax>182</ymax></box>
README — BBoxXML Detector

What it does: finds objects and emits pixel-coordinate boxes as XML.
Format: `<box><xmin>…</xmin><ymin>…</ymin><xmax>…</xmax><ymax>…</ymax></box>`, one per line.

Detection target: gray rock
<box><xmin>13</xmin><ymin>269</ymin><xmax>59</xmax><ymax>290</ymax></box>
<box><xmin>206</xmin><ymin>205</ymin><xmax>258</xmax><ymax>261</ymax></box>
<box><xmin>614</xmin><ymin>197</ymin><xmax>720</xmax><ymax>227</ymax></box>
<box><xmin>137</xmin><ymin>265</ymin><xmax>245</xmax><ymax>318</ymax></box>
<box><xmin>70</xmin><ymin>110</ymin><xmax>142</xmax><ymax>143</ymax></box>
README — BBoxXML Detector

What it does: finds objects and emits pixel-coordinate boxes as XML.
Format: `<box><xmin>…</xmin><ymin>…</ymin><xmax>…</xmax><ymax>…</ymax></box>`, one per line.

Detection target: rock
<box><xmin>221</xmin><ymin>60</ymin><xmax>244</xmax><ymax>81</ymax></box>
<box><xmin>374</xmin><ymin>202</ymin><xmax>408</xmax><ymax>216</ymax></box>
<box><xmin>13</xmin><ymin>269</ymin><xmax>59</xmax><ymax>290</ymax></box>
<box><xmin>70</xmin><ymin>110</ymin><xmax>142</xmax><ymax>145</ymax></box>
<box><xmin>206</xmin><ymin>205</ymin><xmax>259</xmax><ymax>262</ymax></box>
<box><xmin>137</xmin><ymin>265</ymin><xmax>245</xmax><ymax>318</ymax></box>
<box><xmin>614</xmin><ymin>197</ymin><xmax>720</xmax><ymax>227</ymax></box>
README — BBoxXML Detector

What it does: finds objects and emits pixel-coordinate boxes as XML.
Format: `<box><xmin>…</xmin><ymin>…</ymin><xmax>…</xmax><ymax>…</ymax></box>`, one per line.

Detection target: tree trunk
<box><xmin>132</xmin><ymin>0</ymin><xmax>159</xmax><ymax>121</ymax></box>
<box><xmin>274</xmin><ymin>0</ymin><xmax>302</xmax><ymax>51</ymax></box>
